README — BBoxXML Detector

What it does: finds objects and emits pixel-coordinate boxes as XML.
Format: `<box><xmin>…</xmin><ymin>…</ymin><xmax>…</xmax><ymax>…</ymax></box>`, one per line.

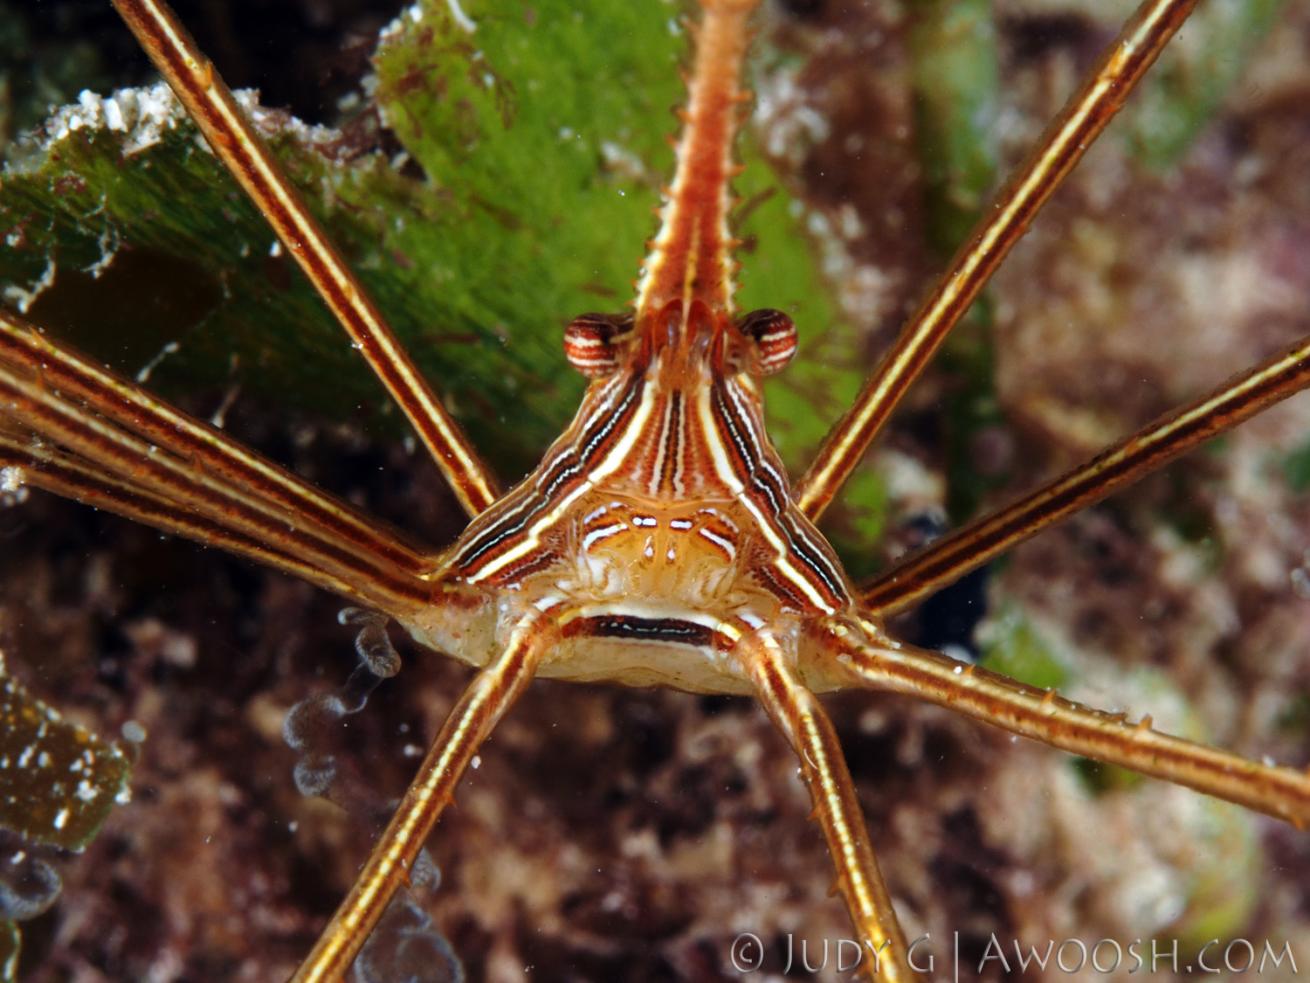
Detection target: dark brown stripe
<box><xmin>454</xmin><ymin>375</ymin><xmax>645</xmax><ymax>575</ymax></box>
<box><xmin>587</xmin><ymin>615</ymin><xmax>716</xmax><ymax>648</ymax></box>
<box><xmin>657</xmin><ymin>392</ymin><xmax>683</xmax><ymax>495</ymax></box>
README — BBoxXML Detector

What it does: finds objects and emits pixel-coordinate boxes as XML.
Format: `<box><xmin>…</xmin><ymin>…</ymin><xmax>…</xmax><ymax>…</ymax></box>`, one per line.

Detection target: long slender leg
<box><xmin>0</xmin><ymin>434</ymin><xmax>403</xmax><ymax>610</ymax></box>
<box><xmin>820</xmin><ymin>618</ymin><xmax>1310</xmax><ymax>827</ymax></box>
<box><xmin>0</xmin><ymin>310</ymin><xmax>426</xmax><ymax>574</ymax></box>
<box><xmin>109</xmin><ymin>0</ymin><xmax>500</xmax><ymax>517</ymax></box>
<box><xmin>739</xmin><ymin>630</ymin><xmax>917</xmax><ymax>983</ymax></box>
<box><xmin>795</xmin><ymin>0</ymin><xmax>1199</xmax><ymax>520</ymax></box>
<box><xmin>291</xmin><ymin>604</ymin><xmax>557</xmax><ymax>982</ymax></box>
<box><xmin>862</xmin><ymin>334</ymin><xmax>1310</xmax><ymax>615</ymax></box>
<box><xmin>0</xmin><ymin>366</ymin><xmax>429</xmax><ymax>609</ymax></box>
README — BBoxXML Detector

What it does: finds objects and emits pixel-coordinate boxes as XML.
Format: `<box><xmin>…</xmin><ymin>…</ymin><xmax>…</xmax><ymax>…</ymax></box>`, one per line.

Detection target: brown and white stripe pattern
<box><xmin>446</xmin><ymin>357</ymin><xmax>851</xmax><ymax>617</ymax></box>
<box><xmin>563</xmin><ymin>313</ymin><xmax>634</xmax><ymax>378</ymax></box>
<box><xmin>736</xmin><ymin>309</ymin><xmax>798</xmax><ymax>376</ymax></box>
<box><xmin>444</xmin><ymin>0</ymin><xmax>847</xmax><ymax>621</ymax></box>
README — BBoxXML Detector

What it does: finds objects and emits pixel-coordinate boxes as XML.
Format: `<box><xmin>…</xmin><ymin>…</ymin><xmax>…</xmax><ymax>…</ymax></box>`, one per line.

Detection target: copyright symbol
<box><xmin>730</xmin><ymin>932</ymin><xmax>764</xmax><ymax>973</ymax></box>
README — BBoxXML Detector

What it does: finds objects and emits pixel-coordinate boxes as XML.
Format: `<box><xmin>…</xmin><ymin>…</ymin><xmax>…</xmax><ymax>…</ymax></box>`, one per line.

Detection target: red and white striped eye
<box><xmin>563</xmin><ymin>312</ymin><xmax>634</xmax><ymax>378</ymax></box>
<box><xmin>736</xmin><ymin>309</ymin><xmax>797</xmax><ymax>376</ymax></box>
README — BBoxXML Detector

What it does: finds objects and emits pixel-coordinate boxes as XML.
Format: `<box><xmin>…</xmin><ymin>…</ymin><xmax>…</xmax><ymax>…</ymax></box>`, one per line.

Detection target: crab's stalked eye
<box><xmin>736</xmin><ymin>309</ymin><xmax>798</xmax><ymax>376</ymax></box>
<box><xmin>563</xmin><ymin>312</ymin><xmax>635</xmax><ymax>378</ymax></box>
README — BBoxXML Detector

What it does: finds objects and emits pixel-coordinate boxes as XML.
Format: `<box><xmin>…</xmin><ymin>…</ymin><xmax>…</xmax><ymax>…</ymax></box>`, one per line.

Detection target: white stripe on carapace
<box><xmin>466</xmin><ymin>379</ymin><xmax>660</xmax><ymax>583</ymax></box>
<box><xmin>697</xmin><ymin>526</ymin><xmax>737</xmax><ymax>560</ymax></box>
<box><xmin>718</xmin><ymin>378</ymin><xmax>849</xmax><ymax>600</ymax></box>
<box><xmin>693</xmin><ymin>383</ymin><xmax>838</xmax><ymax>613</ymax></box>
<box><xmin>646</xmin><ymin>395</ymin><xmax>676</xmax><ymax>498</ymax></box>
<box><xmin>454</xmin><ymin>371</ymin><xmax>632</xmax><ymax>567</ymax></box>
<box><xmin>670</xmin><ymin>392</ymin><xmax>687</xmax><ymax>497</ymax></box>
<box><xmin>582</xmin><ymin>523</ymin><xmax>627</xmax><ymax>550</ymax></box>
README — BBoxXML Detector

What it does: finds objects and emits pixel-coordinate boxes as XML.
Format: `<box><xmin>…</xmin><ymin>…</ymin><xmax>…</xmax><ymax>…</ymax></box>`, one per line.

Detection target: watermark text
<box><xmin>727</xmin><ymin>931</ymin><xmax>1298</xmax><ymax>977</ymax></box>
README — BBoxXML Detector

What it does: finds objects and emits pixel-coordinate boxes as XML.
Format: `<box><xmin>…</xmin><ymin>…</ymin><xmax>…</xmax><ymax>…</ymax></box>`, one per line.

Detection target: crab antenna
<box><xmin>635</xmin><ymin>0</ymin><xmax>758</xmax><ymax>323</ymax></box>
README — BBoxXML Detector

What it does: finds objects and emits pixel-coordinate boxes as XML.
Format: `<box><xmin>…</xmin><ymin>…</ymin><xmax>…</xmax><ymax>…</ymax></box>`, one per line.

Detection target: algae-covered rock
<box><xmin>0</xmin><ymin>0</ymin><xmax>858</xmax><ymax>482</ymax></box>
<box><xmin>0</xmin><ymin>651</ymin><xmax>130</xmax><ymax>979</ymax></box>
